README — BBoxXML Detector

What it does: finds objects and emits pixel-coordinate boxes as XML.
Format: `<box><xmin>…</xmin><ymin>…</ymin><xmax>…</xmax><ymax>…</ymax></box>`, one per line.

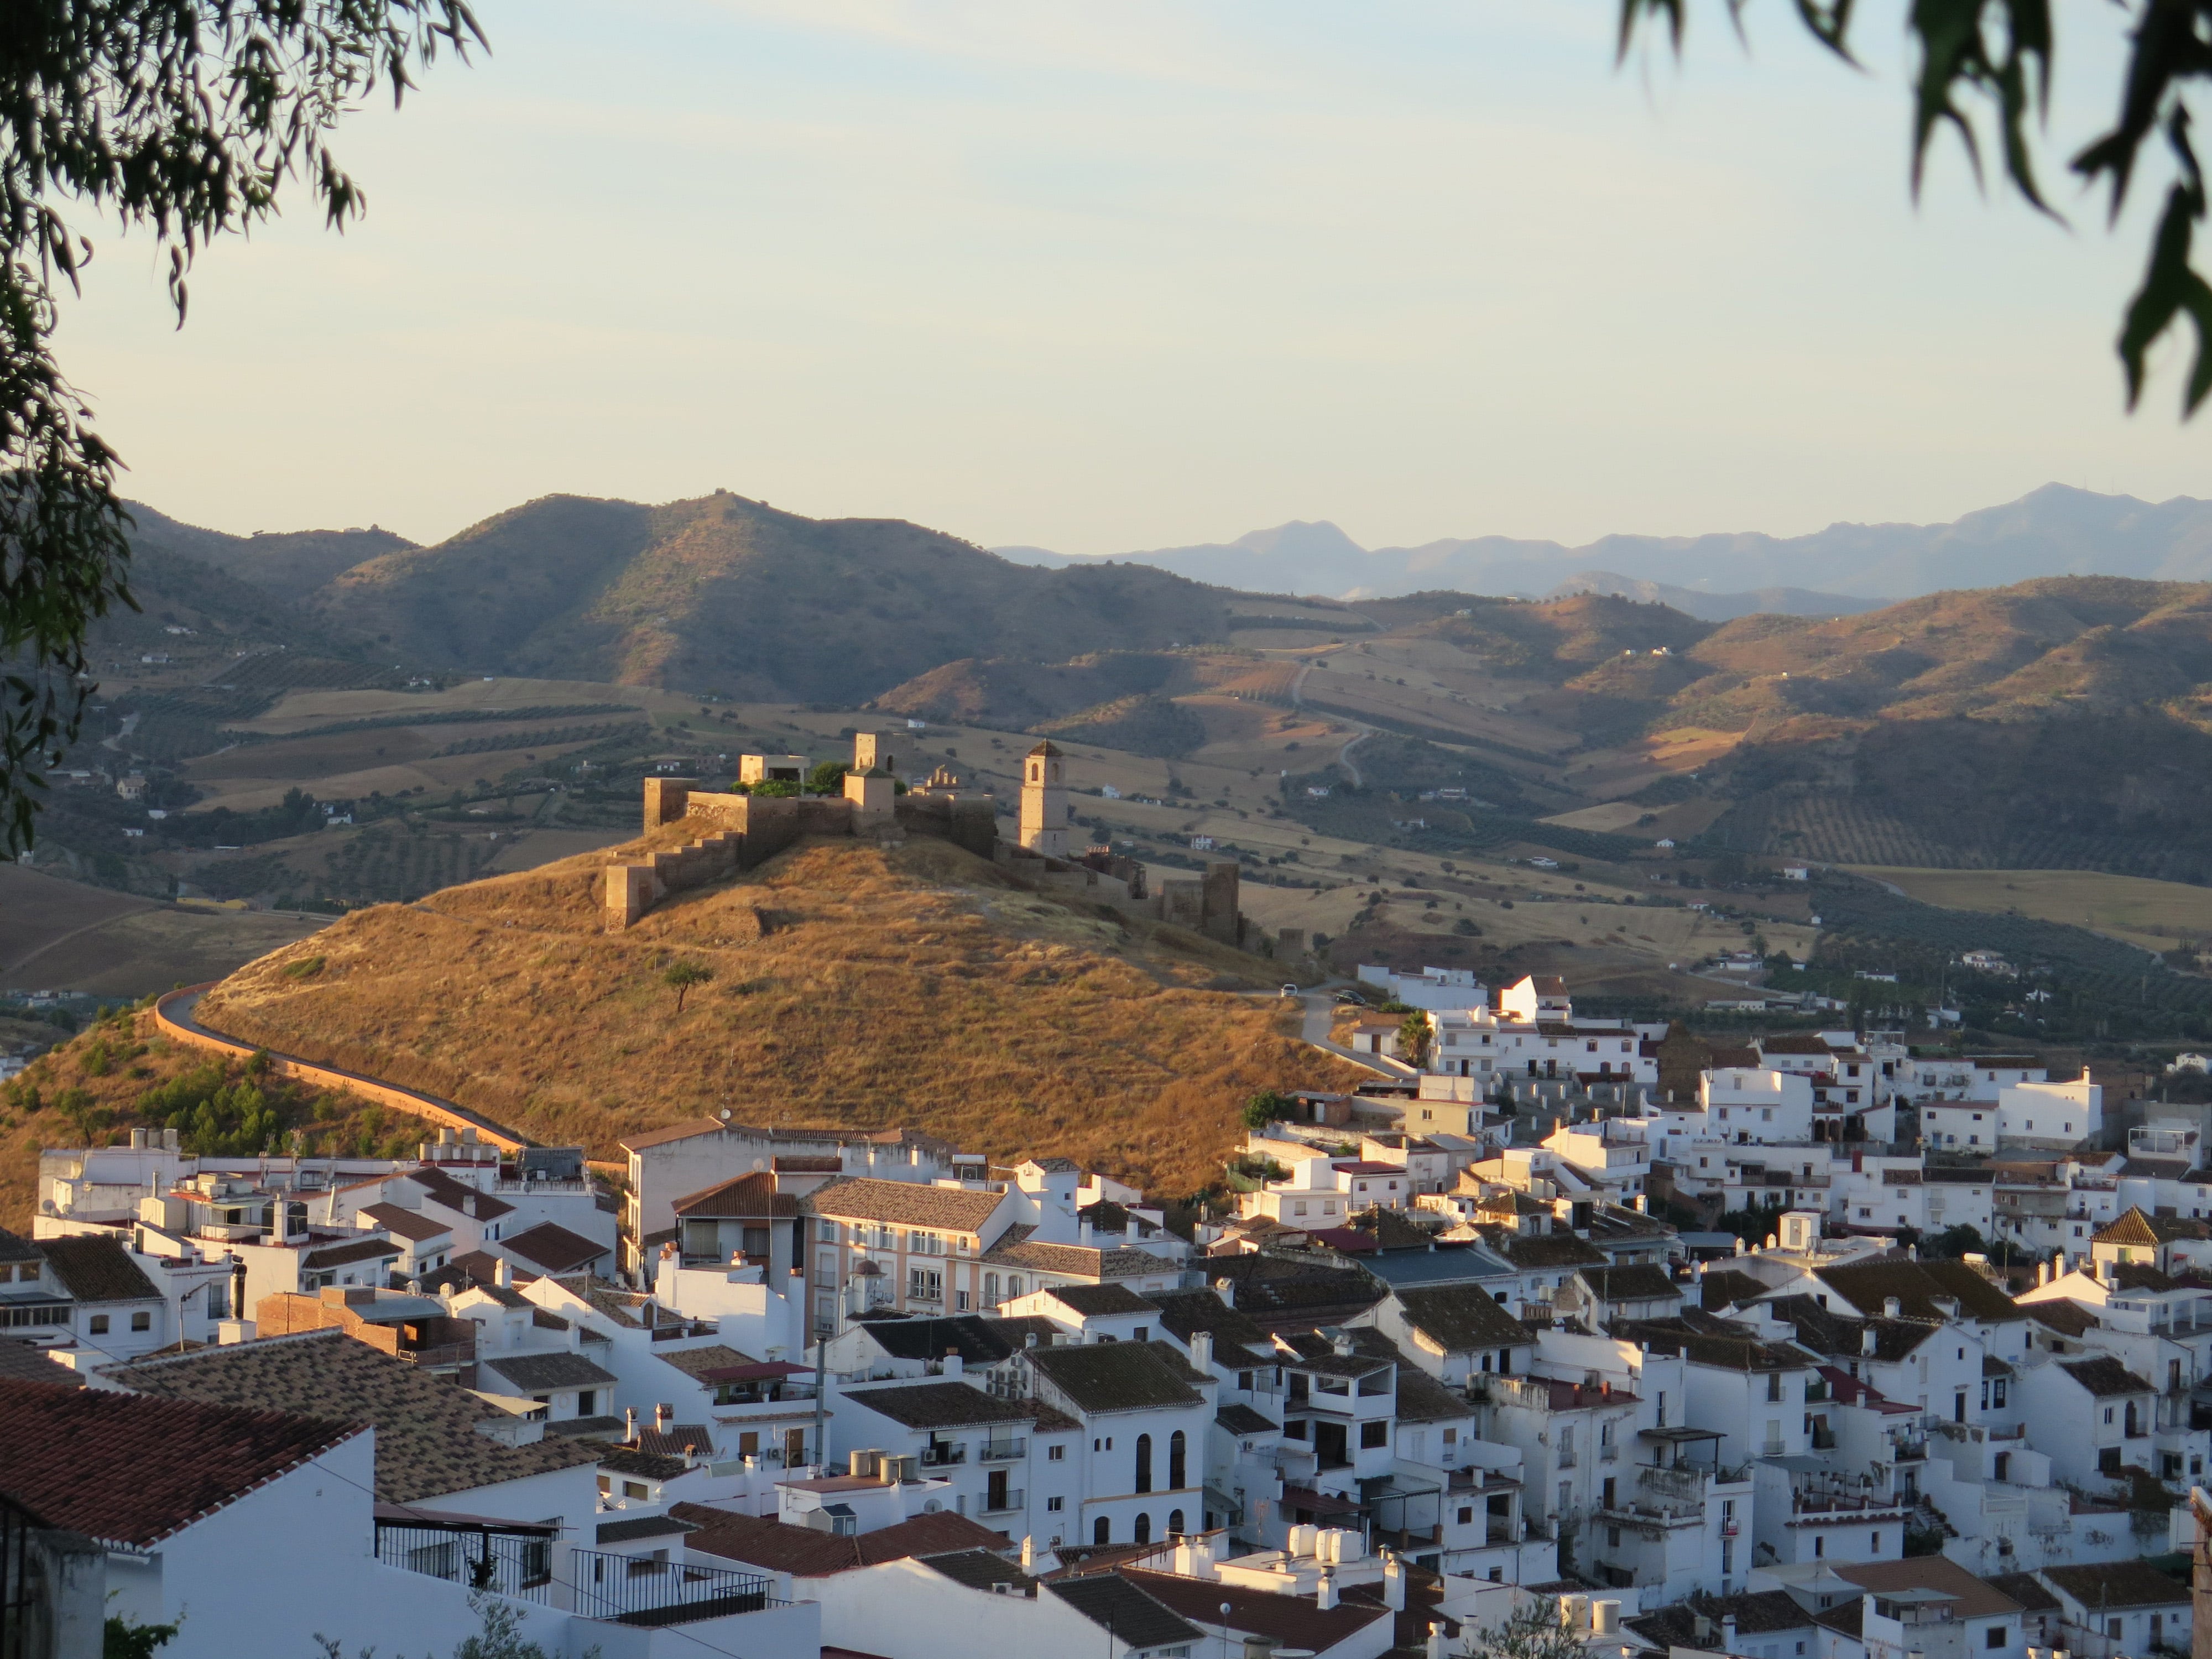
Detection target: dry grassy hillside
<box><xmin>314</xmin><ymin>492</ymin><xmax>1236</xmax><ymax>704</ymax></box>
<box><xmin>193</xmin><ymin>832</ymin><xmax>1364</xmax><ymax>1198</ymax></box>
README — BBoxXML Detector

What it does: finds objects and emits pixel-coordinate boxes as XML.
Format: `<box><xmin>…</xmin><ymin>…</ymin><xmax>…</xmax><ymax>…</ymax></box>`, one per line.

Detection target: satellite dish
<box><xmin>719</xmin><ymin>1107</ymin><xmax>732</xmax><ymax>1123</ymax></box>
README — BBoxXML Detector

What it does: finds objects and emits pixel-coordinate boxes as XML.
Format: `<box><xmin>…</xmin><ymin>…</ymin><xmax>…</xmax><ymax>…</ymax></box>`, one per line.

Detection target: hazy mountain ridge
<box><xmin>998</xmin><ymin>484</ymin><xmax>2212</xmax><ymax>606</ymax></box>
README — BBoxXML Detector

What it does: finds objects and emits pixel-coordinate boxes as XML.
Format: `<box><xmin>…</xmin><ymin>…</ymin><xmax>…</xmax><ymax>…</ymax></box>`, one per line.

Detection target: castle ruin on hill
<box><xmin>602</xmin><ymin>731</ymin><xmax>1251</xmax><ymax>950</ymax></box>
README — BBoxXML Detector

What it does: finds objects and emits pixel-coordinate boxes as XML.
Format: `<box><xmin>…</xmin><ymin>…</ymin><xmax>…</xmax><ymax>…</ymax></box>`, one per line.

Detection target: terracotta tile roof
<box><xmin>842</xmin><ymin>1381</ymin><xmax>1046</xmax><ymax>1430</ymax></box>
<box><xmin>2060</xmin><ymin>1357</ymin><xmax>2152</xmax><ymax>1397</ymax></box>
<box><xmin>103</xmin><ymin>1329</ymin><xmax>602</xmax><ymax>1504</ymax></box>
<box><xmin>359</xmin><ymin>1203</ymin><xmax>452</xmax><ymax>1244</ymax></box>
<box><xmin>1394</xmin><ymin>1285</ymin><xmax>1534</xmax><ymax>1353</ymax></box>
<box><xmin>1480</xmin><ymin>1230</ymin><xmax>1609</xmax><ymax>1270</ymax></box>
<box><xmin>594</xmin><ymin>1444</ymin><xmax>689</xmax><ymax>1479</ymax></box>
<box><xmin>38</xmin><ymin>1235</ymin><xmax>159</xmax><ymax>1303</ymax></box>
<box><xmin>1143</xmin><ymin>1290</ymin><xmax>1273</xmax><ymax>1369</ymax></box>
<box><xmin>675</xmin><ymin>1504</ymin><xmax>1010</xmax><ymax>1574</ymax></box>
<box><xmin>2027</xmin><ymin>1301</ymin><xmax>2096</xmax><ymax>1337</ymax></box>
<box><xmin>773</xmin><ymin>1156</ymin><xmax>843</xmax><ymax>1174</ymax></box>
<box><xmin>2095</xmin><ymin>1207</ymin><xmax>2207</xmax><ymax>1246</ymax></box>
<box><xmin>1768</xmin><ymin>1295</ymin><xmax>1932</xmax><ymax>1363</ymax></box>
<box><xmin>1833</xmin><ymin>1556</ymin><xmax>2024</xmax><ymax>1620</ymax></box>
<box><xmin>806</xmin><ymin>1177</ymin><xmax>1004</xmax><ymax>1234</ymax></box>
<box><xmin>1024</xmin><ymin>1340</ymin><xmax>1205</xmax><ymax>1415</ymax></box>
<box><xmin>1984</xmin><ymin>1572</ymin><xmax>2062</xmax><ymax>1613</ymax></box>
<box><xmin>481</xmin><ymin>1352</ymin><xmax>619</xmax><ymax>1392</ymax></box>
<box><xmin>501</xmin><ymin>1223</ymin><xmax>609</xmax><ymax>1274</ymax></box>
<box><xmin>672</xmin><ymin>1172</ymin><xmax>799</xmax><ymax>1220</ymax></box>
<box><xmin>921</xmin><ymin>1549</ymin><xmax>1039</xmax><ymax>1594</ymax></box>
<box><xmin>0</xmin><ymin>1375</ymin><xmax>361</xmax><ymax>1547</ymax></box>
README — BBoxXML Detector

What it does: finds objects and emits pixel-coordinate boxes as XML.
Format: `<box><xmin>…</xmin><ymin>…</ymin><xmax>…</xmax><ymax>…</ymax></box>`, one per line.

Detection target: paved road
<box><xmin>1291</xmin><ymin>662</ymin><xmax>1373</xmax><ymax>787</ymax></box>
<box><xmin>1260</xmin><ymin>985</ymin><xmax>1417</xmax><ymax>1079</ymax></box>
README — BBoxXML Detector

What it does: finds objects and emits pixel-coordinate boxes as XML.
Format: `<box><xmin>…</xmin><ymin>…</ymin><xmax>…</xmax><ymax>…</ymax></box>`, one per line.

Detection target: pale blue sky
<box><xmin>51</xmin><ymin>1</ymin><xmax>2210</xmax><ymax>554</ymax></box>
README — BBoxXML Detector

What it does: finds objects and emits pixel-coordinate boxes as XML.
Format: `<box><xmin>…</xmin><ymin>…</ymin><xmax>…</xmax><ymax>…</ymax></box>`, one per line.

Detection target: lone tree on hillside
<box><xmin>661</xmin><ymin>961</ymin><xmax>712</xmax><ymax>1014</ymax></box>
<box><xmin>1241</xmin><ymin>1088</ymin><xmax>1295</xmax><ymax>1130</ymax></box>
<box><xmin>0</xmin><ymin>1</ymin><xmax>483</xmax><ymax>854</ymax></box>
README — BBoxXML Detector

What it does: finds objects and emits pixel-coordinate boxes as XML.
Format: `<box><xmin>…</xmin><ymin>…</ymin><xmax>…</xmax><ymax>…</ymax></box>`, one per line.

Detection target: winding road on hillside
<box><xmin>1256</xmin><ymin>986</ymin><xmax>1417</xmax><ymax>1079</ymax></box>
<box><xmin>1290</xmin><ymin>661</ymin><xmax>1371</xmax><ymax>787</ymax></box>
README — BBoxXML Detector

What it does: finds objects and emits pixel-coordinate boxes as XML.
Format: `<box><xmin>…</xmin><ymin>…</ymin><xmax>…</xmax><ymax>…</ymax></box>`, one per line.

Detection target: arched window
<box><xmin>1005</xmin><ymin>1276</ymin><xmax>1022</xmax><ymax>1299</ymax></box>
<box><xmin>1093</xmin><ymin>1515</ymin><xmax>1110</xmax><ymax>1546</ymax></box>
<box><xmin>1135</xmin><ymin>1433</ymin><xmax>1153</xmax><ymax>1494</ymax></box>
<box><xmin>1168</xmin><ymin>1509</ymin><xmax>1186</xmax><ymax>1538</ymax></box>
<box><xmin>1168</xmin><ymin>1430</ymin><xmax>1187</xmax><ymax>1489</ymax></box>
<box><xmin>983</xmin><ymin>1272</ymin><xmax>999</xmax><ymax>1305</ymax></box>
<box><xmin>1133</xmin><ymin>1512</ymin><xmax>1152</xmax><ymax>1546</ymax></box>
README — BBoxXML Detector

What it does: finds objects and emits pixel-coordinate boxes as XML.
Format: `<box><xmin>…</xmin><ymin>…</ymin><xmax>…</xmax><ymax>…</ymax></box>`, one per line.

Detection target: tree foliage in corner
<box><xmin>0</xmin><ymin>1</ymin><xmax>482</xmax><ymax>854</ymax></box>
<box><xmin>1618</xmin><ymin>0</ymin><xmax>2212</xmax><ymax>414</ymax></box>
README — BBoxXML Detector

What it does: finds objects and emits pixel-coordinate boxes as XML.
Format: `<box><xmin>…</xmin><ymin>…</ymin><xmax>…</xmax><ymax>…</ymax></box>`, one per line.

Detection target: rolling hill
<box><xmin>182</xmin><ymin>826</ymin><xmax>1364</xmax><ymax>1198</ymax></box>
<box><xmin>307</xmin><ymin>492</ymin><xmax>1235</xmax><ymax>702</ymax></box>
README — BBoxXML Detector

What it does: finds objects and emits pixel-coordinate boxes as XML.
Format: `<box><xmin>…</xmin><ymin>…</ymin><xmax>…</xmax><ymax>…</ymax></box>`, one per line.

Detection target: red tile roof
<box><xmin>0</xmin><ymin>1376</ymin><xmax>361</xmax><ymax>1546</ymax></box>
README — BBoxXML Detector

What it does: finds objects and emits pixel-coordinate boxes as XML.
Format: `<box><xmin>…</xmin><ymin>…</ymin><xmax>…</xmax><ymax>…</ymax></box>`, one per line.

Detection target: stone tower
<box><xmin>853</xmin><ymin>732</ymin><xmax>894</xmax><ymax>774</ymax></box>
<box><xmin>1019</xmin><ymin>739</ymin><xmax>1069</xmax><ymax>859</ymax></box>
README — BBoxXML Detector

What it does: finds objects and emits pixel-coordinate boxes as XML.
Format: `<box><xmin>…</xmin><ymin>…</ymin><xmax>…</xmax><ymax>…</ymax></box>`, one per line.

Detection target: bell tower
<box><xmin>1019</xmin><ymin>740</ymin><xmax>1069</xmax><ymax>858</ymax></box>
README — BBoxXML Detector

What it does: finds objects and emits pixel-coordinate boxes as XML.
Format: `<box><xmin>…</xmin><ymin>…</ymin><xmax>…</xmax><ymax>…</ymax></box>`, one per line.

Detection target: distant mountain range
<box><xmin>997</xmin><ymin>484</ymin><xmax>2212</xmax><ymax>612</ymax></box>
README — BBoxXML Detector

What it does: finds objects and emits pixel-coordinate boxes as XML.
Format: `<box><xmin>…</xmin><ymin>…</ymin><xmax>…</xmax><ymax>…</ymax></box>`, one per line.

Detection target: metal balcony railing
<box><xmin>978</xmin><ymin>1439</ymin><xmax>1026</xmax><ymax>1463</ymax></box>
<box><xmin>921</xmin><ymin>1444</ymin><xmax>967</xmax><ymax>1467</ymax></box>
<box><xmin>571</xmin><ymin>1549</ymin><xmax>785</xmax><ymax>1627</ymax></box>
<box><xmin>980</xmin><ymin>1489</ymin><xmax>1026</xmax><ymax>1515</ymax></box>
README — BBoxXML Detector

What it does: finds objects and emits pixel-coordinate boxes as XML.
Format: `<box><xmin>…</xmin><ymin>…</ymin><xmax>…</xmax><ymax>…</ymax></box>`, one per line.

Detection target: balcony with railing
<box><xmin>978</xmin><ymin>1438</ymin><xmax>1026</xmax><ymax>1464</ymax></box>
<box><xmin>920</xmin><ymin>1443</ymin><xmax>967</xmax><ymax>1468</ymax></box>
<box><xmin>979</xmin><ymin>1488</ymin><xmax>1026</xmax><ymax>1516</ymax></box>
<box><xmin>571</xmin><ymin>1549</ymin><xmax>786</xmax><ymax>1627</ymax></box>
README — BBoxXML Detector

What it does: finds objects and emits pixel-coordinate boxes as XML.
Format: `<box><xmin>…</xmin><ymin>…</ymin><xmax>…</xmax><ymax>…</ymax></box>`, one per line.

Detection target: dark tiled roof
<box><xmin>1394</xmin><ymin>1285</ymin><xmax>1536</xmax><ymax>1352</ymax></box>
<box><xmin>0</xmin><ymin>1338</ymin><xmax>81</xmax><ymax>1387</ymax></box>
<box><xmin>1048</xmin><ymin>1575</ymin><xmax>1203</xmax><ymax>1649</ymax></box>
<box><xmin>842</xmin><ymin>1381</ymin><xmax>1044</xmax><ymax>1430</ymax></box>
<box><xmin>1394</xmin><ymin>1366</ymin><xmax>1476</xmax><ymax>1423</ymax></box>
<box><xmin>677</xmin><ymin>1504</ymin><xmax>1009</xmax><ymax>1575</ymax></box>
<box><xmin>501</xmin><ymin>1223</ymin><xmax>609</xmax><ymax>1274</ymax></box>
<box><xmin>105</xmin><ymin>1329</ymin><xmax>602</xmax><ymax>1504</ymax></box>
<box><xmin>1215</xmin><ymin>1403</ymin><xmax>1279</xmax><ymax>1435</ymax></box>
<box><xmin>482</xmin><ymin>1352</ymin><xmax>620</xmax><ymax>1392</ymax></box>
<box><xmin>0</xmin><ymin>1377</ymin><xmax>361</xmax><ymax>1547</ymax></box>
<box><xmin>2060</xmin><ymin>1357</ymin><xmax>2153</xmax><ymax>1397</ymax></box>
<box><xmin>1025</xmin><ymin>1340</ymin><xmax>1206</xmax><ymax>1415</ymax></box>
<box><xmin>2028</xmin><ymin>1300</ymin><xmax>2096</xmax><ymax>1337</ymax></box>
<box><xmin>1118</xmin><ymin>1567</ymin><xmax>1385</xmax><ymax>1647</ymax></box>
<box><xmin>2110</xmin><ymin>1263</ymin><xmax>2180</xmax><ymax>1291</ymax></box>
<box><xmin>39</xmin><ymin>1235</ymin><xmax>158</xmax><ymax>1303</ymax></box>
<box><xmin>595</xmin><ymin>1444</ymin><xmax>689</xmax><ymax>1479</ymax></box>
<box><xmin>405</xmin><ymin>1166</ymin><xmax>514</xmax><ymax>1221</ymax></box>
<box><xmin>1985</xmin><ymin>1573</ymin><xmax>2061</xmax><ymax>1613</ymax></box>
<box><xmin>0</xmin><ymin>1228</ymin><xmax>41</xmax><ymax>1263</ymax></box>
<box><xmin>1628</xmin><ymin>1591</ymin><xmax>1816</xmax><ymax>1648</ymax></box>
<box><xmin>1831</xmin><ymin>1556</ymin><xmax>2025</xmax><ymax>1620</ymax></box>
<box><xmin>1768</xmin><ymin>1295</ymin><xmax>1931</xmax><ymax>1363</ymax></box>
<box><xmin>598</xmin><ymin>1514</ymin><xmax>698</xmax><ymax>1543</ymax></box>
<box><xmin>656</xmin><ymin>1343</ymin><xmax>759</xmax><ymax>1381</ymax></box>
<box><xmin>302</xmin><ymin>1237</ymin><xmax>404</xmax><ymax>1271</ymax></box>
<box><xmin>1482</xmin><ymin>1230</ymin><xmax>1610</xmax><ymax>1269</ymax></box>
<box><xmin>1579</xmin><ymin>1264</ymin><xmax>1679</xmax><ymax>1303</ymax></box>
<box><xmin>857</xmin><ymin>1315</ymin><xmax>1016</xmax><ymax>1368</ymax></box>
<box><xmin>672</xmin><ymin>1172</ymin><xmax>798</xmax><ymax>1220</ymax></box>
<box><xmin>1699</xmin><ymin>1269</ymin><xmax>1770</xmax><ymax>1311</ymax></box>
<box><xmin>1616</xmin><ymin>1316</ymin><xmax>1809</xmax><ymax>1373</ymax></box>
<box><xmin>1200</xmin><ymin>1257</ymin><xmax>1384</xmax><ymax>1325</ymax></box>
<box><xmin>1817</xmin><ymin>1259</ymin><xmax>2022</xmax><ymax>1323</ymax></box>
<box><xmin>359</xmin><ymin>1203</ymin><xmax>452</xmax><ymax>1244</ymax></box>
<box><xmin>921</xmin><ymin>1550</ymin><xmax>1039</xmax><ymax>1594</ymax></box>
<box><xmin>1047</xmin><ymin>1284</ymin><xmax>1157</xmax><ymax>1317</ymax></box>
<box><xmin>2039</xmin><ymin>1562</ymin><xmax>2189</xmax><ymax>1609</ymax></box>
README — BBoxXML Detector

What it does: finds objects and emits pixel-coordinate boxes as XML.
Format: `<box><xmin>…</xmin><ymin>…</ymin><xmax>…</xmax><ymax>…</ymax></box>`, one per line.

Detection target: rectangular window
<box><xmin>1047</xmin><ymin>1444</ymin><xmax>1065</xmax><ymax>1461</ymax></box>
<box><xmin>130</xmin><ymin>1310</ymin><xmax>150</xmax><ymax>1332</ymax></box>
<box><xmin>623</xmin><ymin>1481</ymin><xmax>648</xmax><ymax>1500</ymax></box>
<box><xmin>1046</xmin><ymin>1496</ymin><xmax>1063</xmax><ymax>1512</ymax></box>
<box><xmin>88</xmin><ymin>1314</ymin><xmax>109</xmax><ymax>1334</ymax></box>
<box><xmin>1360</xmin><ymin>1421</ymin><xmax>1389</xmax><ymax>1449</ymax></box>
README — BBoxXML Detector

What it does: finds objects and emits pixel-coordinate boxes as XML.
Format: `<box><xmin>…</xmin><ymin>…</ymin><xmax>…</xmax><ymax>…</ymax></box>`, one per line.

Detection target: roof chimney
<box><xmin>655</xmin><ymin>1402</ymin><xmax>673</xmax><ymax>1434</ymax></box>
<box><xmin>1317</xmin><ymin>1570</ymin><xmax>1337</xmax><ymax>1611</ymax></box>
<box><xmin>1883</xmin><ymin>1296</ymin><xmax>1902</xmax><ymax>1318</ymax></box>
<box><xmin>1723</xmin><ymin>1615</ymin><xmax>1739</xmax><ymax>1651</ymax></box>
<box><xmin>495</xmin><ymin>1256</ymin><xmax>512</xmax><ymax>1289</ymax></box>
<box><xmin>624</xmin><ymin>1406</ymin><xmax>638</xmax><ymax>1441</ymax></box>
<box><xmin>1190</xmin><ymin>1331</ymin><xmax>1214</xmax><ymax>1373</ymax></box>
<box><xmin>943</xmin><ymin>1350</ymin><xmax>964</xmax><ymax>1379</ymax></box>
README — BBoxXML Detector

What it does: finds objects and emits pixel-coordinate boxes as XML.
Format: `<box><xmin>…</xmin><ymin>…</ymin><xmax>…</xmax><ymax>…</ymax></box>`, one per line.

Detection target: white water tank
<box><xmin>1288</xmin><ymin>1524</ymin><xmax>1317</xmax><ymax>1558</ymax></box>
<box><xmin>1335</xmin><ymin>1530</ymin><xmax>1364</xmax><ymax>1562</ymax></box>
<box><xmin>1594</xmin><ymin>1601</ymin><xmax>1621</xmax><ymax>1636</ymax></box>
